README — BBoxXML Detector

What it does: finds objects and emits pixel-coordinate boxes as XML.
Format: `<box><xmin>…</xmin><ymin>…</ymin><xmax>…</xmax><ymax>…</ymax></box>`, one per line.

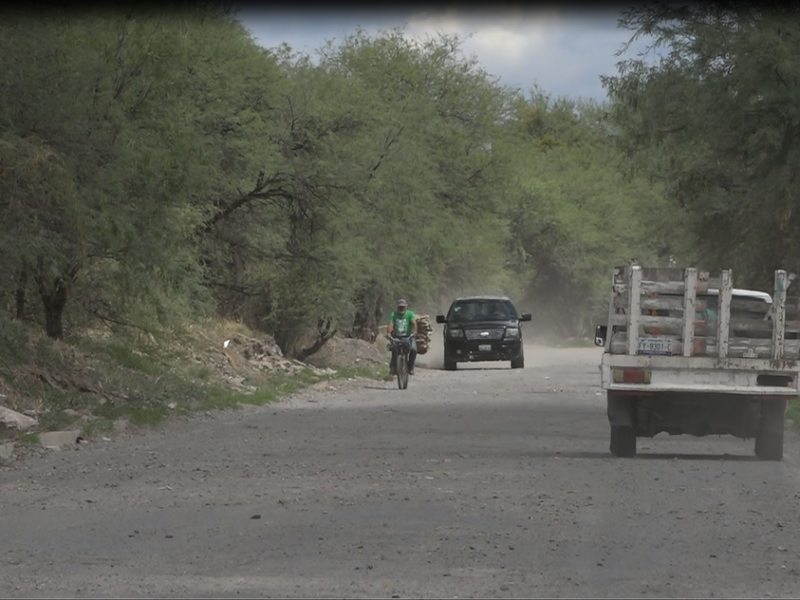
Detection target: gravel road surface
<box><xmin>2</xmin><ymin>345</ymin><xmax>800</xmax><ymax>598</ymax></box>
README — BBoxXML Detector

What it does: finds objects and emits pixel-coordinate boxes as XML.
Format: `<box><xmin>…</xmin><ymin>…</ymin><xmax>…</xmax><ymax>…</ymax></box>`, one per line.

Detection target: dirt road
<box><xmin>2</xmin><ymin>345</ymin><xmax>800</xmax><ymax>598</ymax></box>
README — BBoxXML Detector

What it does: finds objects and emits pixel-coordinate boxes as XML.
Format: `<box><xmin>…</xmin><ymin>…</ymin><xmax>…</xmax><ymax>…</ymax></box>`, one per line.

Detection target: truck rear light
<box><xmin>613</xmin><ymin>369</ymin><xmax>652</xmax><ymax>384</ymax></box>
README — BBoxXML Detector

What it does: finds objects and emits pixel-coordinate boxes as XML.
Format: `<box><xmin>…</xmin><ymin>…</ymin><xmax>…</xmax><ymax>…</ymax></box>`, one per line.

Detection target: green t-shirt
<box><xmin>389</xmin><ymin>309</ymin><xmax>416</xmax><ymax>337</ymax></box>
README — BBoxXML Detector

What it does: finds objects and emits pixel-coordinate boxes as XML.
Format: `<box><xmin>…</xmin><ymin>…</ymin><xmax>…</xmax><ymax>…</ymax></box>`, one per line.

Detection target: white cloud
<box><xmin>404</xmin><ymin>9</ymin><xmax>554</xmax><ymax>59</ymax></box>
<box><xmin>399</xmin><ymin>9</ymin><xmax>622</xmax><ymax>97</ymax></box>
<box><xmin>237</xmin><ymin>7</ymin><xmax>654</xmax><ymax>102</ymax></box>
<box><xmin>472</xmin><ymin>26</ymin><xmax>532</xmax><ymax>61</ymax></box>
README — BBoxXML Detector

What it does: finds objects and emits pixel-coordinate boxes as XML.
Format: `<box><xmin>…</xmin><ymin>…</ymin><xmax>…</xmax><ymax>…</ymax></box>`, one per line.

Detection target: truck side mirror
<box><xmin>519</xmin><ymin>313</ymin><xmax>532</xmax><ymax>322</ymax></box>
<box><xmin>595</xmin><ymin>324</ymin><xmax>607</xmax><ymax>347</ymax></box>
<box><xmin>436</xmin><ymin>315</ymin><xmax>446</xmax><ymax>324</ymax></box>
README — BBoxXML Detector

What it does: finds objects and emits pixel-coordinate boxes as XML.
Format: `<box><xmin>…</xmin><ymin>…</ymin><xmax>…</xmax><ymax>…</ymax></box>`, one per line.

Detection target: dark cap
<box><xmin>397</xmin><ymin>299</ymin><xmax>408</xmax><ymax>307</ymax></box>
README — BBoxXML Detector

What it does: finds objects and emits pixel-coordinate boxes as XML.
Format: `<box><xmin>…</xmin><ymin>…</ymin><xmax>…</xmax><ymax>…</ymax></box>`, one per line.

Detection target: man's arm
<box><xmin>387</xmin><ymin>312</ymin><xmax>394</xmax><ymax>339</ymax></box>
<box><xmin>411</xmin><ymin>315</ymin><xmax>418</xmax><ymax>336</ymax></box>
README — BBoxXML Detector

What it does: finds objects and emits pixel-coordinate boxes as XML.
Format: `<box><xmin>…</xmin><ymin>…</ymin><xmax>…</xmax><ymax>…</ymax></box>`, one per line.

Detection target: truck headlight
<box><xmin>505</xmin><ymin>327</ymin><xmax>520</xmax><ymax>339</ymax></box>
<box><xmin>448</xmin><ymin>328</ymin><xmax>464</xmax><ymax>339</ymax></box>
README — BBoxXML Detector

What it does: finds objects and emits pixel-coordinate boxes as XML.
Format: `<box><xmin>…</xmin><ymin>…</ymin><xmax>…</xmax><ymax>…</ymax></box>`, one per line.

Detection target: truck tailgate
<box><xmin>601</xmin><ymin>353</ymin><xmax>800</xmax><ymax>396</ymax></box>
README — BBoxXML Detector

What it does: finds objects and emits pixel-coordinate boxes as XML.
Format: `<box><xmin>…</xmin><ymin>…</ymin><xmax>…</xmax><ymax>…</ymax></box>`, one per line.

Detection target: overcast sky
<box><xmin>234</xmin><ymin>6</ymin><xmax>653</xmax><ymax>104</ymax></box>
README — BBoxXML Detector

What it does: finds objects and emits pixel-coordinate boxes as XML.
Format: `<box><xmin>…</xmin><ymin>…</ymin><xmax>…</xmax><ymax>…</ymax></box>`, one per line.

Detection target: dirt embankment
<box><xmin>0</xmin><ymin>325</ymin><xmax>392</xmax><ymax>465</ymax></box>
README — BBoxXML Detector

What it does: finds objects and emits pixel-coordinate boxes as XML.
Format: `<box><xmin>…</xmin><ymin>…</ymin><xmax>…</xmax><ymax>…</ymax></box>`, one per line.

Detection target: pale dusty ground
<box><xmin>2</xmin><ymin>345</ymin><xmax>800</xmax><ymax>598</ymax></box>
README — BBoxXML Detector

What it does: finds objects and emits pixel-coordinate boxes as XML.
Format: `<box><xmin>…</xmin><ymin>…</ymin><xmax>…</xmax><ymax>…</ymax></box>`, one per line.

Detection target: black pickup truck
<box><xmin>436</xmin><ymin>296</ymin><xmax>532</xmax><ymax>370</ymax></box>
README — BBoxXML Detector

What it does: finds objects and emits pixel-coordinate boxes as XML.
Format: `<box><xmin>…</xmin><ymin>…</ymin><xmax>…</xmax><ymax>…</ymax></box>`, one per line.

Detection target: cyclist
<box><xmin>387</xmin><ymin>298</ymin><xmax>418</xmax><ymax>376</ymax></box>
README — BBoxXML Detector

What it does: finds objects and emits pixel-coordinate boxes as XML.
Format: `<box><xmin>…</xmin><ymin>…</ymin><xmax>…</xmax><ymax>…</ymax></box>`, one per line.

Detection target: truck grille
<box><xmin>465</xmin><ymin>328</ymin><xmax>505</xmax><ymax>341</ymax></box>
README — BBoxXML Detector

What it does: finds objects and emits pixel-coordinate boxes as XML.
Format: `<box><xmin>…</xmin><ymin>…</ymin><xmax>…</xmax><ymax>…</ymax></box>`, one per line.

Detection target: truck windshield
<box><xmin>449</xmin><ymin>299</ymin><xmax>516</xmax><ymax>322</ymax></box>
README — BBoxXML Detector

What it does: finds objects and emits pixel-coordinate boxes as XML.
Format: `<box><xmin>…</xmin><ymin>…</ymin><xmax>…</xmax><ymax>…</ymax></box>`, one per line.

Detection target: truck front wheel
<box><xmin>443</xmin><ymin>347</ymin><xmax>457</xmax><ymax>371</ymax></box>
<box><xmin>610</xmin><ymin>426</ymin><xmax>637</xmax><ymax>458</ymax></box>
<box><xmin>755</xmin><ymin>399</ymin><xmax>786</xmax><ymax>461</ymax></box>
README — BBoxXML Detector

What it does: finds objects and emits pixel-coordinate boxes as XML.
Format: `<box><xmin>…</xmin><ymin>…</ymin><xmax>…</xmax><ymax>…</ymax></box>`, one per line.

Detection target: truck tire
<box><xmin>755</xmin><ymin>399</ymin><xmax>786</xmax><ymax>461</ymax></box>
<box><xmin>442</xmin><ymin>341</ymin><xmax>457</xmax><ymax>371</ymax></box>
<box><xmin>610</xmin><ymin>426</ymin><xmax>637</xmax><ymax>458</ymax></box>
<box><xmin>510</xmin><ymin>348</ymin><xmax>524</xmax><ymax>369</ymax></box>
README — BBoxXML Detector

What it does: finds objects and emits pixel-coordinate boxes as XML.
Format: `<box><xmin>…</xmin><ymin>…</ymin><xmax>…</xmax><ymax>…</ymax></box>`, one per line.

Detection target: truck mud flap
<box><xmin>607</xmin><ymin>392</ymin><xmax>635</xmax><ymax>428</ymax></box>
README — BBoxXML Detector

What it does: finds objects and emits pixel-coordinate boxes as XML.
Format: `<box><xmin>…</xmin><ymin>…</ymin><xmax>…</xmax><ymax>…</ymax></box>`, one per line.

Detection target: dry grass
<box><xmin>0</xmin><ymin>316</ymin><xmax>388</xmax><ymax>444</ymax></box>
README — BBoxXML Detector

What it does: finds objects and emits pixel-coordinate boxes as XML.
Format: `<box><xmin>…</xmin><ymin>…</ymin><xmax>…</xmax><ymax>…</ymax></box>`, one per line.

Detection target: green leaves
<box><xmin>604</xmin><ymin>4</ymin><xmax>800</xmax><ymax>287</ymax></box>
<box><xmin>496</xmin><ymin>90</ymin><xmax>666</xmax><ymax>336</ymax></box>
<box><xmin>0</xmin><ymin>8</ymin><xmax>677</xmax><ymax>346</ymax></box>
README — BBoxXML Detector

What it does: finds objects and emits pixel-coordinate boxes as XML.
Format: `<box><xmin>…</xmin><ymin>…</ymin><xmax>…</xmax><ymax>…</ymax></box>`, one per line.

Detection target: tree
<box><xmin>0</xmin><ymin>134</ymin><xmax>82</xmax><ymax>338</ymax></box>
<box><xmin>312</xmin><ymin>28</ymin><xmax>521</xmax><ymax>324</ymax></box>
<box><xmin>602</xmin><ymin>3</ymin><xmax>800</xmax><ymax>287</ymax></box>
<box><xmin>209</xmin><ymin>27</ymin><xmax>522</xmax><ymax>354</ymax></box>
<box><xmin>0</xmin><ymin>8</ymin><xmax>278</xmax><ymax>338</ymax></box>
<box><xmin>498</xmin><ymin>90</ymin><xmax>665</xmax><ymax>337</ymax></box>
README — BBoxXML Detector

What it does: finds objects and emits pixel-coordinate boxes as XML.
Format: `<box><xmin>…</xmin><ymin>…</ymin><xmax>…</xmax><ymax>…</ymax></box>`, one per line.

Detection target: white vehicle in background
<box><xmin>595</xmin><ymin>265</ymin><xmax>798</xmax><ymax>461</ymax></box>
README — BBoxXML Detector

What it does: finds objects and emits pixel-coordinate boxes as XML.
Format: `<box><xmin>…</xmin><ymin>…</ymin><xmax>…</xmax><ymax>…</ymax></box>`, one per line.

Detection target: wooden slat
<box><xmin>773</xmin><ymin>270</ymin><xmax>787</xmax><ymax>360</ymax></box>
<box><xmin>726</xmin><ymin>318</ymin><xmax>800</xmax><ymax>334</ymax></box>
<box><xmin>717</xmin><ymin>269</ymin><xmax>732</xmax><ymax>359</ymax></box>
<box><xmin>627</xmin><ymin>266</ymin><xmax>641</xmax><ymax>355</ymax></box>
<box><xmin>682</xmin><ymin>268</ymin><xmax>698</xmax><ymax>357</ymax></box>
<box><xmin>640</xmin><ymin>267</ymin><xmax>691</xmax><ymax>282</ymax></box>
<box><xmin>613</xmin><ymin>294</ymin><xmax>770</xmax><ymax>315</ymax></box>
<box><xmin>613</xmin><ymin>281</ymin><xmax>681</xmax><ymax>295</ymax></box>
<box><xmin>614</xmin><ymin>266</ymin><xmax>722</xmax><ymax>285</ymax></box>
<box><xmin>604</xmin><ymin>290</ymin><xmax>615</xmax><ymax>353</ymax></box>
<box><xmin>610</xmin><ymin>314</ymin><xmax>681</xmax><ymax>328</ymax></box>
<box><xmin>614</xmin><ymin>279</ymin><xmax>719</xmax><ymax>295</ymax></box>
<box><xmin>609</xmin><ymin>316</ymin><xmax>800</xmax><ymax>336</ymax></box>
<box><xmin>785</xmin><ymin>300</ymin><xmax>800</xmax><ymax>319</ymax></box>
<box><xmin>613</xmin><ymin>294</ymin><xmax>708</xmax><ymax>312</ymax></box>
<box><xmin>610</xmin><ymin>333</ymin><xmax>800</xmax><ymax>358</ymax></box>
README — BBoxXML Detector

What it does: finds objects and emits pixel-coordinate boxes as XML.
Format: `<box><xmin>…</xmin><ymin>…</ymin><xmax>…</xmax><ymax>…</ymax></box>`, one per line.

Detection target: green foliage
<box><xmin>787</xmin><ymin>397</ymin><xmax>800</xmax><ymax>431</ymax></box>
<box><xmin>498</xmin><ymin>90</ymin><xmax>666</xmax><ymax>335</ymax></box>
<box><xmin>310</xmin><ymin>29</ymin><xmax>524</xmax><ymax>313</ymax></box>
<box><xmin>0</xmin><ymin>6</ymin><xmax>674</xmax><ymax>347</ymax></box>
<box><xmin>0</xmin><ymin>317</ymin><xmax>31</xmax><ymax>365</ymax></box>
<box><xmin>603</xmin><ymin>4</ymin><xmax>800</xmax><ymax>288</ymax></box>
<box><xmin>0</xmin><ymin>8</ymin><xmax>270</xmax><ymax>337</ymax></box>
<box><xmin>19</xmin><ymin>433</ymin><xmax>40</xmax><ymax>446</ymax></box>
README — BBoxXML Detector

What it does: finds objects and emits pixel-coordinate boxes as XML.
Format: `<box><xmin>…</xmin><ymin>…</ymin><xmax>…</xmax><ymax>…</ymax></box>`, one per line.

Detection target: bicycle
<box><xmin>389</xmin><ymin>335</ymin><xmax>413</xmax><ymax>390</ymax></box>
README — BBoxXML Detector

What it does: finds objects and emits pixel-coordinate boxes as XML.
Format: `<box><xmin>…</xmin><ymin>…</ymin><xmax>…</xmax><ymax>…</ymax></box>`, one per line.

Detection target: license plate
<box><xmin>478</xmin><ymin>344</ymin><xmax>491</xmax><ymax>352</ymax></box>
<box><xmin>638</xmin><ymin>337</ymin><xmax>672</xmax><ymax>356</ymax></box>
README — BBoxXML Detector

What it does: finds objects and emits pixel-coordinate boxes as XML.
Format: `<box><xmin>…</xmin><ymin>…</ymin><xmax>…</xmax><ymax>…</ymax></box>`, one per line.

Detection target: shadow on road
<box><xmin>523</xmin><ymin>451</ymin><xmax>614</xmax><ymax>460</ymax></box>
<box><xmin>634</xmin><ymin>452</ymin><xmax>759</xmax><ymax>462</ymax></box>
<box><xmin>418</xmin><ymin>365</ymin><xmax>512</xmax><ymax>372</ymax></box>
<box><xmin>520</xmin><ymin>450</ymin><xmax>760</xmax><ymax>462</ymax></box>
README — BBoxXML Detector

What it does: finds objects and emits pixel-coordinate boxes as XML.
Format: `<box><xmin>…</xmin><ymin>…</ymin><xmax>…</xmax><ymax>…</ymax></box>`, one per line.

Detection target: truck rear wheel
<box><xmin>610</xmin><ymin>426</ymin><xmax>637</xmax><ymax>458</ymax></box>
<box><xmin>755</xmin><ymin>399</ymin><xmax>786</xmax><ymax>461</ymax></box>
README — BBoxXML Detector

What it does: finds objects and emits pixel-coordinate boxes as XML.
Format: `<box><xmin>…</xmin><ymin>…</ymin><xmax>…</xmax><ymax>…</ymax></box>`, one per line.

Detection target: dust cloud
<box><xmin>415</xmin><ymin>318</ymin><xmax>598</xmax><ymax>372</ymax></box>
<box><xmin>417</xmin><ymin>329</ymin><xmax>444</xmax><ymax>370</ymax></box>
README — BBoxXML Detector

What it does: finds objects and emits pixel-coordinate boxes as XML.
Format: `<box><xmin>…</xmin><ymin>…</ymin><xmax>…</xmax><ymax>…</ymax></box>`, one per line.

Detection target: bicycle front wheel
<box><xmin>397</xmin><ymin>352</ymin><xmax>408</xmax><ymax>390</ymax></box>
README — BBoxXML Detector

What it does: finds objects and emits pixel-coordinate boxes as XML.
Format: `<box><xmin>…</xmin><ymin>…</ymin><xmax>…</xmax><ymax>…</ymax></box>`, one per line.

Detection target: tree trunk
<box><xmin>296</xmin><ymin>317</ymin><xmax>337</xmax><ymax>361</ymax></box>
<box><xmin>34</xmin><ymin>258</ymin><xmax>80</xmax><ymax>340</ymax></box>
<box><xmin>351</xmin><ymin>280</ymin><xmax>384</xmax><ymax>342</ymax></box>
<box><xmin>15</xmin><ymin>266</ymin><xmax>27</xmax><ymax>320</ymax></box>
<box><xmin>36</xmin><ymin>274</ymin><xmax>69</xmax><ymax>340</ymax></box>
